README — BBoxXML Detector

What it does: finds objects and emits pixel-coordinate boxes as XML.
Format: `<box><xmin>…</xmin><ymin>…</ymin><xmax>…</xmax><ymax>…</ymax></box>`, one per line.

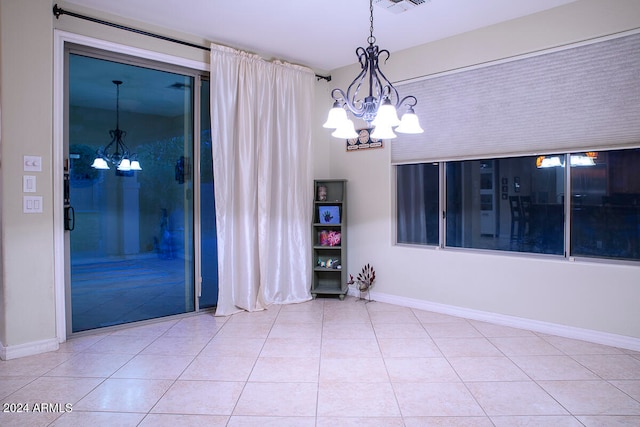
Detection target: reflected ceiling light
<box><xmin>91</xmin><ymin>80</ymin><xmax>142</xmax><ymax>172</ymax></box>
<box><xmin>536</xmin><ymin>154</ymin><xmax>597</xmax><ymax>168</ymax></box>
<box><xmin>323</xmin><ymin>0</ymin><xmax>424</xmax><ymax>139</ymax></box>
<box><xmin>536</xmin><ymin>156</ymin><xmax>564</xmax><ymax>168</ymax></box>
<box><xmin>570</xmin><ymin>154</ymin><xmax>596</xmax><ymax>167</ymax></box>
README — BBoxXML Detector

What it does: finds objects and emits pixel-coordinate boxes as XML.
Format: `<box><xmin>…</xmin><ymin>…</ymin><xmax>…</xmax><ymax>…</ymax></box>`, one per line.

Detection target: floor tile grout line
<box><xmin>226</xmin><ymin>303</ymin><xmax>283</xmax><ymax>420</ymax></box>
<box><xmin>314</xmin><ymin>298</ymin><xmax>325</xmax><ymax>424</ymax></box>
<box><xmin>409</xmin><ymin>307</ymin><xmax>600</xmax><ymax>421</ymax></box>
<box><xmin>80</xmin><ymin>330</ymin><xmax>165</xmax><ymax>420</ymax></box>
<box><xmin>367</xmin><ymin>300</ymin><xmax>407</xmax><ymax>421</ymax></box>
<box><xmin>415</xmin><ymin>310</ymin><xmax>495</xmax><ymax>421</ymax></box>
<box><xmin>140</xmin><ymin>314</ymin><xmax>231</xmax><ymax>421</ymax></box>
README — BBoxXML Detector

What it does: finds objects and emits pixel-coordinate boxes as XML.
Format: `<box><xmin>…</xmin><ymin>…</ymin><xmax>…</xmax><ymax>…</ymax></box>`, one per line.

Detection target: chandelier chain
<box><xmin>368</xmin><ymin>0</ymin><xmax>375</xmax><ymax>45</ymax></box>
<box><xmin>115</xmin><ymin>81</ymin><xmax>120</xmax><ymax>128</ymax></box>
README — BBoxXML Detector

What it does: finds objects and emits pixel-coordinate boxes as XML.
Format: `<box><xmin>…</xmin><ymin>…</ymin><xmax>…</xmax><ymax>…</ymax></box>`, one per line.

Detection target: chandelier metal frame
<box><xmin>330</xmin><ymin>1</ymin><xmax>417</xmax><ymax>124</ymax></box>
<box><xmin>324</xmin><ymin>0</ymin><xmax>423</xmax><ymax>139</ymax></box>
<box><xmin>91</xmin><ymin>80</ymin><xmax>141</xmax><ymax>171</ymax></box>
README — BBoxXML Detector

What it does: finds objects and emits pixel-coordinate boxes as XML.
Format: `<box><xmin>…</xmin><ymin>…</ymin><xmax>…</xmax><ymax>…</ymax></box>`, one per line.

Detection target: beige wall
<box><xmin>1</xmin><ymin>0</ymin><xmax>56</xmax><ymax>352</ymax></box>
<box><xmin>314</xmin><ymin>0</ymin><xmax>640</xmax><ymax>339</ymax></box>
<box><xmin>1</xmin><ymin>0</ymin><xmax>639</xmax><ymax>358</ymax></box>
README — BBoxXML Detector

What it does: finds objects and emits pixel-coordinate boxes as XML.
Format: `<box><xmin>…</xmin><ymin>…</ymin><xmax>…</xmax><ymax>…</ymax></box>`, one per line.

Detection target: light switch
<box><xmin>24</xmin><ymin>155</ymin><xmax>42</xmax><ymax>172</ymax></box>
<box><xmin>23</xmin><ymin>196</ymin><xmax>43</xmax><ymax>213</ymax></box>
<box><xmin>23</xmin><ymin>175</ymin><xmax>36</xmax><ymax>192</ymax></box>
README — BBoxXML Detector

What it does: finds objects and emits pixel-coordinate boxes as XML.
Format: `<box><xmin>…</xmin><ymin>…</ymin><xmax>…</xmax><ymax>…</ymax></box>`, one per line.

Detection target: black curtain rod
<box><xmin>52</xmin><ymin>4</ymin><xmax>331</xmax><ymax>82</ymax></box>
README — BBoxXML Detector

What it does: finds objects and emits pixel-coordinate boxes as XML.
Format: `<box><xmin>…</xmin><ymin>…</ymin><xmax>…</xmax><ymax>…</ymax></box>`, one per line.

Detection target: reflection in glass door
<box><xmin>67</xmin><ymin>51</ymin><xmax>195</xmax><ymax>332</ymax></box>
<box><xmin>199</xmin><ymin>79</ymin><xmax>219</xmax><ymax>308</ymax></box>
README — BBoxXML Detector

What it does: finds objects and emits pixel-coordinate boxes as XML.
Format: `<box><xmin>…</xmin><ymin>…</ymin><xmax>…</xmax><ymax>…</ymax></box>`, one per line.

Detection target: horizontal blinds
<box><xmin>391</xmin><ymin>31</ymin><xmax>640</xmax><ymax>164</ymax></box>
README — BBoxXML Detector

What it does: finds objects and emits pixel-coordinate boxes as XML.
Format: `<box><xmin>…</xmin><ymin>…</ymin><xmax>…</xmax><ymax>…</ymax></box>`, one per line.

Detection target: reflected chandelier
<box><xmin>91</xmin><ymin>80</ymin><xmax>142</xmax><ymax>172</ymax></box>
<box><xmin>323</xmin><ymin>0</ymin><xmax>424</xmax><ymax>140</ymax></box>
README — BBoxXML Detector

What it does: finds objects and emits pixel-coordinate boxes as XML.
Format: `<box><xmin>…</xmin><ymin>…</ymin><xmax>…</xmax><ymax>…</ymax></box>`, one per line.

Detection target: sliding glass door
<box><xmin>66</xmin><ymin>48</ymin><xmax>201</xmax><ymax>332</ymax></box>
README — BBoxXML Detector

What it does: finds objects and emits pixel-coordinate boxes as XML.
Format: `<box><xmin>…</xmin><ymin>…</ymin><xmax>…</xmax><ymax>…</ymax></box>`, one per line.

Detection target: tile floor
<box><xmin>1</xmin><ymin>296</ymin><xmax>640</xmax><ymax>426</ymax></box>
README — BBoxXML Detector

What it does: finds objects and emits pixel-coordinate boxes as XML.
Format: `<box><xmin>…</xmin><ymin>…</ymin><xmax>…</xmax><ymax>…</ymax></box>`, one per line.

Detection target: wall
<box><xmin>314</xmin><ymin>0</ymin><xmax>640</xmax><ymax>342</ymax></box>
<box><xmin>1</xmin><ymin>0</ymin><xmax>57</xmax><ymax>357</ymax></box>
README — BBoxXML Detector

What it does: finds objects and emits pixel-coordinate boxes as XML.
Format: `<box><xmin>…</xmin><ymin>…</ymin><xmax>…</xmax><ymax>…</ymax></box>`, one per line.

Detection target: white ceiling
<box><xmin>64</xmin><ymin>0</ymin><xmax>577</xmax><ymax>73</ymax></box>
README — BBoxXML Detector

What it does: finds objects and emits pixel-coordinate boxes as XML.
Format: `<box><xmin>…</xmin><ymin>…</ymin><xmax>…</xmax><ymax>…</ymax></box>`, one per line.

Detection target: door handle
<box><xmin>64</xmin><ymin>172</ymin><xmax>70</xmax><ymax>205</ymax></box>
<box><xmin>64</xmin><ymin>206</ymin><xmax>75</xmax><ymax>231</ymax></box>
<box><xmin>63</xmin><ymin>171</ymin><xmax>75</xmax><ymax>230</ymax></box>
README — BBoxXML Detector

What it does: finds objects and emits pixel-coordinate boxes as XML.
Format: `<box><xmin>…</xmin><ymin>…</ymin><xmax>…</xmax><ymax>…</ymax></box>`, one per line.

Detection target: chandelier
<box><xmin>323</xmin><ymin>0</ymin><xmax>424</xmax><ymax>140</ymax></box>
<box><xmin>91</xmin><ymin>80</ymin><xmax>142</xmax><ymax>171</ymax></box>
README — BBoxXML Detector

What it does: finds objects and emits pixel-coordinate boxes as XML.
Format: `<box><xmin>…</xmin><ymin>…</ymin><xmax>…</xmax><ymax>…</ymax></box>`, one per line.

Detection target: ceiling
<box><xmin>64</xmin><ymin>0</ymin><xmax>577</xmax><ymax>73</ymax></box>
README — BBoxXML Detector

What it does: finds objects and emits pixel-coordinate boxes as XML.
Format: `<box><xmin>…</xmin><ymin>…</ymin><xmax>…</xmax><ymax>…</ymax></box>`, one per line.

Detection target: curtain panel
<box><xmin>210</xmin><ymin>43</ymin><xmax>315</xmax><ymax>316</ymax></box>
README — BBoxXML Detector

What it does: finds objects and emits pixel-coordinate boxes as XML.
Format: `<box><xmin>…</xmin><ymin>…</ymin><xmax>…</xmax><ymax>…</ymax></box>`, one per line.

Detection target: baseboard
<box><xmin>348</xmin><ymin>288</ymin><xmax>640</xmax><ymax>352</ymax></box>
<box><xmin>0</xmin><ymin>338</ymin><xmax>59</xmax><ymax>361</ymax></box>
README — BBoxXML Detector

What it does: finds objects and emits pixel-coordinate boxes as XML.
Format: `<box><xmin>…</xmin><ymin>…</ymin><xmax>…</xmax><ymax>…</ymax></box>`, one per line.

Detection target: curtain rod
<box><xmin>52</xmin><ymin>4</ymin><xmax>331</xmax><ymax>82</ymax></box>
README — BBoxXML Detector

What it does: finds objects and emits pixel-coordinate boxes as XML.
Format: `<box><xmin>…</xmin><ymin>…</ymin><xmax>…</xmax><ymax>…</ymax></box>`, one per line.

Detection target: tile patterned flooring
<box><xmin>1</xmin><ymin>296</ymin><xmax>640</xmax><ymax>426</ymax></box>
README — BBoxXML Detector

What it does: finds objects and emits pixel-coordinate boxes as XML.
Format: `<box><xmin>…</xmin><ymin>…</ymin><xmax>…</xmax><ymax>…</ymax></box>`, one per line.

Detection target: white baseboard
<box><xmin>0</xmin><ymin>338</ymin><xmax>60</xmax><ymax>361</ymax></box>
<box><xmin>348</xmin><ymin>288</ymin><xmax>640</xmax><ymax>352</ymax></box>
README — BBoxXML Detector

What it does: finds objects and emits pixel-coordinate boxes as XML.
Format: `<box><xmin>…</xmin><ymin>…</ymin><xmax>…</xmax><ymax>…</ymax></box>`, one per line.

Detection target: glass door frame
<box><xmin>53</xmin><ymin>30</ymin><xmax>211</xmax><ymax>340</ymax></box>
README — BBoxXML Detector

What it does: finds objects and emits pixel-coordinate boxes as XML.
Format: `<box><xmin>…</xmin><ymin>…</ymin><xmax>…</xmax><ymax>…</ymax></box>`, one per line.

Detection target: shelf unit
<box><xmin>311</xmin><ymin>179</ymin><xmax>347</xmax><ymax>300</ymax></box>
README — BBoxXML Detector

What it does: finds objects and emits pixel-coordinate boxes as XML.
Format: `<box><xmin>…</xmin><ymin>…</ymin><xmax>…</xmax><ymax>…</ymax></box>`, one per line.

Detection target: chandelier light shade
<box><xmin>323</xmin><ymin>101</ymin><xmax>349</xmax><ymax>129</ymax></box>
<box><xmin>324</xmin><ymin>0</ymin><xmax>424</xmax><ymax>139</ymax></box>
<box><xmin>395</xmin><ymin>106</ymin><xmax>424</xmax><ymax>134</ymax></box>
<box><xmin>91</xmin><ymin>80</ymin><xmax>142</xmax><ymax>172</ymax></box>
<box><xmin>331</xmin><ymin>118</ymin><xmax>359</xmax><ymax>139</ymax></box>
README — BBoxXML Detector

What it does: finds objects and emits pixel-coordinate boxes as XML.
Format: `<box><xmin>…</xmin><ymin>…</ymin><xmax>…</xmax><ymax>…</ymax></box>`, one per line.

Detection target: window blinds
<box><xmin>391</xmin><ymin>31</ymin><xmax>640</xmax><ymax>164</ymax></box>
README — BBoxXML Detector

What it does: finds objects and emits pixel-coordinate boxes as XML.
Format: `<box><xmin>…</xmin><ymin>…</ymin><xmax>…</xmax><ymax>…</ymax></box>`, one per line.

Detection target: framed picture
<box><xmin>318</xmin><ymin>230</ymin><xmax>341</xmax><ymax>246</ymax></box>
<box><xmin>346</xmin><ymin>128</ymin><xmax>383</xmax><ymax>151</ymax></box>
<box><xmin>318</xmin><ymin>206</ymin><xmax>340</xmax><ymax>224</ymax></box>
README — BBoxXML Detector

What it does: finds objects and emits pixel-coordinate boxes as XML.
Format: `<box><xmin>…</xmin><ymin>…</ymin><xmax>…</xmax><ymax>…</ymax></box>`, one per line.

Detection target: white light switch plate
<box><xmin>24</xmin><ymin>155</ymin><xmax>42</xmax><ymax>172</ymax></box>
<box><xmin>23</xmin><ymin>175</ymin><xmax>36</xmax><ymax>192</ymax></box>
<box><xmin>23</xmin><ymin>196</ymin><xmax>43</xmax><ymax>213</ymax></box>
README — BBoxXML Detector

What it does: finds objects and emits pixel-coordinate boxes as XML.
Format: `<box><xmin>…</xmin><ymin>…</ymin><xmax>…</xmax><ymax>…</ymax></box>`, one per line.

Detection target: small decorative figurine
<box><xmin>347</xmin><ymin>264</ymin><xmax>376</xmax><ymax>302</ymax></box>
<box><xmin>317</xmin><ymin>185</ymin><xmax>327</xmax><ymax>201</ymax></box>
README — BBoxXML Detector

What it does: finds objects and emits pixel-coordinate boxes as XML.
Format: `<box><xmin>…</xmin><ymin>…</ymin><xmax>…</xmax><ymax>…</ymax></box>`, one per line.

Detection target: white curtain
<box><xmin>210</xmin><ymin>43</ymin><xmax>315</xmax><ymax>316</ymax></box>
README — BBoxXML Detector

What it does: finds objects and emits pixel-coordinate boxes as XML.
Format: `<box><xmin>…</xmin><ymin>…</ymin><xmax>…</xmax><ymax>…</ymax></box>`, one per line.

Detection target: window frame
<box><xmin>395</xmin><ymin>149</ymin><xmax>640</xmax><ymax>266</ymax></box>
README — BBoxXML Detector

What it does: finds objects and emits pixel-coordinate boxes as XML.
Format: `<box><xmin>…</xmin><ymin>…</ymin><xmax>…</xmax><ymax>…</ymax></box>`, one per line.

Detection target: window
<box><xmin>396</xmin><ymin>163</ymin><xmax>439</xmax><ymax>245</ymax></box>
<box><xmin>397</xmin><ymin>148</ymin><xmax>640</xmax><ymax>262</ymax></box>
<box><xmin>445</xmin><ymin>156</ymin><xmax>564</xmax><ymax>255</ymax></box>
<box><xmin>570</xmin><ymin>149</ymin><xmax>640</xmax><ymax>261</ymax></box>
